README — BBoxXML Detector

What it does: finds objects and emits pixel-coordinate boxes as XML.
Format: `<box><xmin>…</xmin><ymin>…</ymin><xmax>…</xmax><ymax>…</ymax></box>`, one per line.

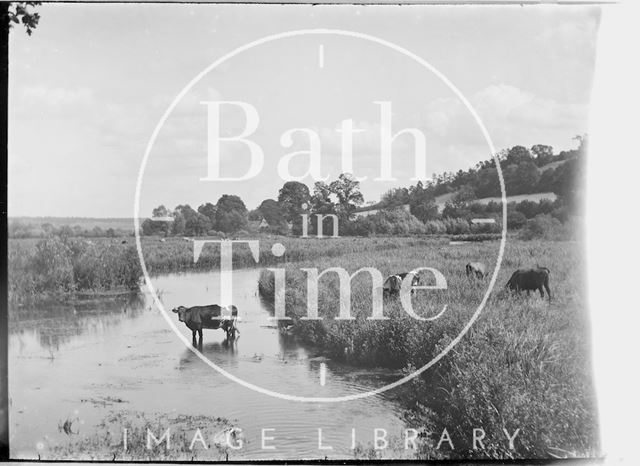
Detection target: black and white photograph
<box><xmin>3</xmin><ymin>0</ymin><xmax>632</xmax><ymax>462</ymax></box>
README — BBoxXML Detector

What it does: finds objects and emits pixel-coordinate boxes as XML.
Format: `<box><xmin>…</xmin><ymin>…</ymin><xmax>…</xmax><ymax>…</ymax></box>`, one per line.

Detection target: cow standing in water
<box><xmin>172</xmin><ymin>304</ymin><xmax>239</xmax><ymax>347</ymax></box>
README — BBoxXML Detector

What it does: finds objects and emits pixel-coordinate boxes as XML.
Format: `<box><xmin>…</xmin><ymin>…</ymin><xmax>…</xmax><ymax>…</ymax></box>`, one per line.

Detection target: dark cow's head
<box><xmin>383</xmin><ymin>275</ymin><xmax>401</xmax><ymax>293</ymax></box>
<box><xmin>172</xmin><ymin>305</ymin><xmax>189</xmax><ymax>322</ymax></box>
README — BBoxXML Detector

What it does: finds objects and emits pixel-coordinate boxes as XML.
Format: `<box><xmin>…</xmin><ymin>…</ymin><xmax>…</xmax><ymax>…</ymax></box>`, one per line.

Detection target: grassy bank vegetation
<box><xmin>8</xmin><ymin>235</ymin><xmax>449</xmax><ymax>303</ymax></box>
<box><xmin>8</xmin><ymin>237</ymin><xmax>142</xmax><ymax>303</ymax></box>
<box><xmin>258</xmin><ymin>239</ymin><xmax>597</xmax><ymax>458</ymax></box>
<box><xmin>48</xmin><ymin>411</ymin><xmax>235</xmax><ymax>461</ymax></box>
<box><xmin>138</xmin><ymin>235</ymin><xmax>449</xmax><ymax>274</ymax></box>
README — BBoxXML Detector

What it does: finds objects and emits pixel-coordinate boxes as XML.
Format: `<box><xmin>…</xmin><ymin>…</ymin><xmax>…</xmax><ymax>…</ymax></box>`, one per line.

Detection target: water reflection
<box><xmin>179</xmin><ymin>339</ymin><xmax>240</xmax><ymax>369</ymax></box>
<box><xmin>9</xmin><ymin>292</ymin><xmax>146</xmax><ymax>351</ymax></box>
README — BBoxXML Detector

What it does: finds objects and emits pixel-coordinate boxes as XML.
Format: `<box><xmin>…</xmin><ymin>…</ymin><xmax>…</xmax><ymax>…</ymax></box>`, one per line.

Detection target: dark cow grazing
<box><xmin>172</xmin><ymin>304</ymin><xmax>239</xmax><ymax>346</ymax></box>
<box><xmin>466</xmin><ymin>262</ymin><xmax>486</xmax><ymax>279</ymax></box>
<box><xmin>383</xmin><ymin>272</ymin><xmax>420</xmax><ymax>297</ymax></box>
<box><xmin>506</xmin><ymin>267</ymin><xmax>551</xmax><ymax>301</ymax></box>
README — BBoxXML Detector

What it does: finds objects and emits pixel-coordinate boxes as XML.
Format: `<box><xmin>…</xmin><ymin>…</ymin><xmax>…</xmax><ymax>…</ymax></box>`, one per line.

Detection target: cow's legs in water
<box><xmin>192</xmin><ymin>330</ymin><xmax>197</xmax><ymax>347</ymax></box>
<box><xmin>198</xmin><ymin>329</ymin><xmax>203</xmax><ymax>346</ymax></box>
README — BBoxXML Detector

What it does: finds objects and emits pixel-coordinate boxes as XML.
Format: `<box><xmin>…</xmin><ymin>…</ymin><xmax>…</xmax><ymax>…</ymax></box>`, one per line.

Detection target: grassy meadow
<box><xmin>258</xmin><ymin>238</ymin><xmax>597</xmax><ymax>459</ymax></box>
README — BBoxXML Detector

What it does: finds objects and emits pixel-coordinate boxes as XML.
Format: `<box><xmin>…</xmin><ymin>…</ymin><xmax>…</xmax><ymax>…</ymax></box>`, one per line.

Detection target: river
<box><xmin>8</xmin><ymin>268</ymin><xmax>410</xmax><ymax>460</ymax></box>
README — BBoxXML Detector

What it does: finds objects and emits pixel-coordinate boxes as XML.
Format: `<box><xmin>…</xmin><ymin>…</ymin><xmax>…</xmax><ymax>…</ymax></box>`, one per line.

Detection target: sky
<box><xmin>8</xmin><ymin>3</ymin><xmax>600</xmax><ymax>218</ymax></box>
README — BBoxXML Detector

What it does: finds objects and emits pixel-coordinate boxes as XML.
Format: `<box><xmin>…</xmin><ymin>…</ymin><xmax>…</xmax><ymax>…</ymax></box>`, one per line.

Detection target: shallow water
<box><xmin>9</xmin><ymin>269</ymin><xmax>409</xmax><ymax>460</ymax></box>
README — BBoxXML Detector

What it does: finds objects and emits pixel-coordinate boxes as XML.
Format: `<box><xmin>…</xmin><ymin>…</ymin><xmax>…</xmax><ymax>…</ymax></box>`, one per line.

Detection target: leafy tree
<box><xmin>519</xmin><ymin>214</ymin><xmax>563</xmax><ymax>240</ymax></box>
<box><xmin>442</xmin><ymin>202</ymin><xmax>470</xmax><ymax>220</ymax></box>
<box><xmin>407</xmin><ymin>181</ymin><xmax>439</xmax><ymax>223</ymax></box>
<box><xmin>452</xmin><ymin>185</ymin><xmax>476</xmax><ymax>206</ymax></box>
<box><xmin>308</xmin><ymin>181</ymin><xmax>337</xmax><ymax>236</ymax></box>
<box><xmin>215</xmin><ymin>195</ymin><xmax>247</xmax><ymax>215</ymax></box>
<box><xmin>506</xmin><ymin>210</ymin><xmax>527</xmax><ymax>230</ymax></box>
<box><xmin>277</xmin><ymin>181</ymin><xmax>311</xmax><ymax>222</ymax></box>
<box><xmin>310</xmin><ymin>181</ymin><xmax>334</xmax><ymax>215</ymax></box>
<box><xmin>5</xmin><ymin>2</ymin><xmax>40</xmax><ymax>35</ymax></box>
<box><xmin>513</xmin><ymin>161</ymin><xmax>540</xmax><ymax>195</ymax></box>
<box><xmin>247</xmin><ymin>207</ymin><xmax>262</xmax><ymax>221</ymax></box>
<box><xmin>147</xmin><ymin>205</ymin><xmax>173</xmax><ymax>236</ymax></box>
<box><xmin>502</xmin><ymin>159</ymin><xmax>540</xmax><ymax>196</ymax></box>
<box><xmin>329</xmin><ymin>173</ymin><xmax>364</xmax><ymax>220</ymax></box>
<box><xmin>515</xmin><ymin>200</ymin><xmax>540</xmax><ymax>219</ymax></box>
<box><xmin>475</xmin><ymin>167</ymin><xmax>501</xmax><ymax>198</ymax></box>
<box><xmin>186</xmin><ymin>213</ymin><xmax>211</xmax><ymax>236</ymax></box>
<box><xmin>217</xmin><ymin>211</ymin><xmax>248</xmax><ymax>233</ymax></box>
<box><xmin>215</xmin><ymin>195</ymin><xmax>248</xmax><ymax>233</ymax></box>
<box><xmin>505</xmin><ymin>145</ymin><xmax>533</xmax><ymax>165</ymax></box>
<box><xmin>257</xmin><ymin>199</ymin><xmax>287</xmax><ymax>234</ymax></box>
<box><xmin>531</xmin><ymin>144</ymin><xmax>554</xmax><ymax>166</ymax></box>
<box><xmin>172</xmin><ymin>212</ymin><xmax>186</xmax><ymax>236</ymax></box>
<box><xmin>366</xmin><ymin>209</ymin><xmax>426</xmax><ymax>235</ymax></box>
<box><xmin>152</xmin><ymin>205</ymin><xmax>170</xmax><ymax>218</ymax></box>
<box><xmin>197</xmin><ymin>203</ymin><xmax>217</xmax><ymax>223</ymax></box>
<box><xmin>174</xmin><ymin>205</ymin><xmax>203</xmax><ymax>236</ymax></box>
<box><xmin>380</xmin><ymin>187</ymin><xmax>410</xmax><ymax>208</ymax></box>
<box><xmin>142</xmin><ymin>207</ymin><xmax>171</xmax><ymax>236</ymax></box>
<box><xmin>141</xmin><ymin>219</ymin><xmax>156</xmax><ymax>236</ymax></box>
<box><xmin>410</xmin><ymin>198</ymin><xmax>439</xmax><ymax>223</ymax></box>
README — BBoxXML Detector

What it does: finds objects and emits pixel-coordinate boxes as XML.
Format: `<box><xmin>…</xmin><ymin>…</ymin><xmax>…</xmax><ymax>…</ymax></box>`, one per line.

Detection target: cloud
<box><xmin>13</xmin><ymin>85</ymin><xmax>98</xmax><ymax>119</ymax></box>
<box><xmin>535</xmin><ymin>17</ymin><xmax>599</xmax><ymax>57</ymax></box>
<box><xmin>306</xmin><ymin>119</ymin><xmax>417</xmax><ymax>161</ymax></box>
<box><xmin>419</xmin><ymin>84</ymin><xmax>588</xmax><ymax>150</ymax></box>
<box><xmin>21</xmin><ymin>85</ymin><xmax>95</xmax><ymax>107</ymax></box>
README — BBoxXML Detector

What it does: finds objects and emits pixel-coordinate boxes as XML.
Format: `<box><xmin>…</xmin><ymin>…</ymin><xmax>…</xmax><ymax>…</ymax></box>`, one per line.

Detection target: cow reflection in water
<box><xmin>172</xmin><ymin>304</ymin><xmax>239</xmax><ymax>347</ymax></box>
<box><xmin>179</xmin><ymin>340</ymin><xmax>238</xmax><ymax>369</ymax></box>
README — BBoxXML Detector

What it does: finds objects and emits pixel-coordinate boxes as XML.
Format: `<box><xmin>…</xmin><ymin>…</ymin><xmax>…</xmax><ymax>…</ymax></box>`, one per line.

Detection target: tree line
<box><xmin>8</xmin><ymin>137</ymin><xmax>585</xmax><ymax>239</ymax></box>
<box><xmin>139</xmin><ymin>136</ymin><xmax>584</xmax><ymax>238</ymax></box>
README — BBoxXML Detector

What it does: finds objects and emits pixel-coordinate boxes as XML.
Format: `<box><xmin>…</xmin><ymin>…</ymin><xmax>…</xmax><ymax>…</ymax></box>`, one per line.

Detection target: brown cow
<box><xmin>506</xmin><ymin>267</ymin><xmax>551</xmax><ymax>301</ymax></box>
<box><xmin>172</xmin><ymin>304</ymin><xmax>239</xmax><ymax>346</ymax></box>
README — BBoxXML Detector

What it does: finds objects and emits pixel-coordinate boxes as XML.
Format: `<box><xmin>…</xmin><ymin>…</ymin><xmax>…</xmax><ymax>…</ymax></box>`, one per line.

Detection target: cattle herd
<box><xmin>174</xmin><ymin>264</ymin><xmax>551</xmax><ymax>345</ymax></box>
<box><xmin>384</xmin><ymin>263</ymin><xmax>551</xmax><ymax>301</ymax></box>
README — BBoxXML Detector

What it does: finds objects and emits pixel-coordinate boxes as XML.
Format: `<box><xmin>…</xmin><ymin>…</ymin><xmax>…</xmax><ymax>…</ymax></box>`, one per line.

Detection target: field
<box><xmin>10</xmin><ymin>217</ymin><xmax>135</xmax><ymax>233</ymax></box>
<box><xmin>7</xmin><ymin>235</ymin><xmax>597</xmax><ymax>459</ymax></box>
<box><xmin>471</xmin><ymin>192</ymin><xmax>558</xmax><ymax>206</ymax></box>
<box><xmin>434</xmin><ymin>192</ymin><xmax>557</xmax><ymax>212</ymax></box>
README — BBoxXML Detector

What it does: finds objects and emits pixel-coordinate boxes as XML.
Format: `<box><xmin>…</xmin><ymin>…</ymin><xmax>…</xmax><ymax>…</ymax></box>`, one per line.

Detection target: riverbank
<box><xmin>8</xmin><ymin>235</ymin><xmax>598</xmax><ymax>459</ymax></box>
<box><xmin>8</xmin><ymin>235</ymin><xmax>449</xmax><ymax>304</ymax></box>
<box><xmin>257</xmin><ymin>239</ymin><xmax>599</xmax><ymax>458</ymax></box>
